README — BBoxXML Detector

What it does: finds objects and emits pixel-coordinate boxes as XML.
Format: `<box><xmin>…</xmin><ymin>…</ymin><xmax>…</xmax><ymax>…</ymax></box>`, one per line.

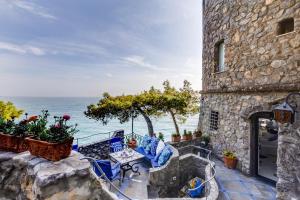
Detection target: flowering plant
<box><xmin>39</xmin><ymin>115</ymin><xmax>78</xmax><ymax>143</ymax></box>
<box><xmin>0</xmin><ymin>115</ymin><xmax>29</xmax><ymax>137</ymax></box>
<box><xmin>28</xmin><ymin>110</ymin><xmax>49</xmax><ymax>138</ymax></box>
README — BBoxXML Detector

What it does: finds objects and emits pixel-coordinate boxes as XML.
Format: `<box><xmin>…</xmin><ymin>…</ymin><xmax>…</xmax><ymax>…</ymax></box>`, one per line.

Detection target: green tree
<box><xmin>0</xmin><ymin>101</ymin><xmax>23</xmax><ymax>120</ymax></box>
<box><xmin>160</xmin><ymin>80</ymin><xmax>199</xmax><ymax>135</ymax></box>
<box><xmin>85</xmin><ymin>90</ymin><xmax>161</xmax><ymax>136</ymax></box>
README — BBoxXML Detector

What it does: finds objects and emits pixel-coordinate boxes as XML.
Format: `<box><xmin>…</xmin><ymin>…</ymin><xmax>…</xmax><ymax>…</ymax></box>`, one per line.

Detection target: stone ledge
<box><xmin>0</xmin><ymin>150</ymin><xmax>116</xmax><ymax>200</ymax></box>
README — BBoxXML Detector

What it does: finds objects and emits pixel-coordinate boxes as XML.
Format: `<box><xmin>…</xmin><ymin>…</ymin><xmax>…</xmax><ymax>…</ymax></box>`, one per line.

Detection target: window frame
<box><xmin>214</xmin><ymin>40</ymin><xmax>225</xmax><ymax>73</ymax></box>
<box><xmin>209</xmin><ymin>110</ymin><xmax>219</xmax><ymax>131</ymax></box>
<box><xmin>277</xmin><ymin>18</ymin><xmax>294</xmax><ymax>35</ymax></box>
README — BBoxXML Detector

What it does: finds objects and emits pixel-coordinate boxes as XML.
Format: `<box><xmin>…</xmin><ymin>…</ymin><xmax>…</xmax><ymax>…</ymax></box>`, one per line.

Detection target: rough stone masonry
<box><xmin>0</xmin><ymin>151</ymin><xmax>117</xmax><ymax>200</ymax></box>
<box><xmin>199</xmin><ymin>0</ymin><xmax>299</xmax><ymax>199</ymax></box>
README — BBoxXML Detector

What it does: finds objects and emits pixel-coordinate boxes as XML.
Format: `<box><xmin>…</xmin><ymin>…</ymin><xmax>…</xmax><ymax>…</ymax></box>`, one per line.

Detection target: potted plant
<box><xmin>223</xmin><ymin>150</ymin><xmax>238</xmax><ymax>169</ymax></box>
<box><xmin>25</xmin><ymin>111</ymin><xmax>78</xmax><ymax>161</ymax></box>
<box><xmin>193</xmin><ymin>129</ymin><xmax>202</xmax><ymax>139</ymax></box>
<box><xmin>127</xmin><ymin>137</ymin><xmax>137</xmax><ymax>149</ymax></box>
<box><xmin>0</xmin><ymin>115</ymin><xmax>29</xmax><ymax>153</ymax></box>
<box><xmin>200</xmin><ymin>134</ymin><xmax>210</xmax><ymax>146</ymax></box>
<box><xmin>158</xmin><ymin>132</ymin><xmax>164</xmax><ymax>141</ymax></box>
<box><xmin>171</xmin><ymin>132</ymin><xmax>181</xmax><ymax>143</ymax></box>
<box><xmin>182</xmin><ymin>130</ymin><xmax>192</xmax><ymax>141</ymax></box>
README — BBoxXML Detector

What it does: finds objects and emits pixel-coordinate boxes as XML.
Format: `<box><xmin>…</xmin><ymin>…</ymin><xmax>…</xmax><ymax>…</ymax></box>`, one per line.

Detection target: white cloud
<box><xmin>7</xmin><ymin>0</ymin><xmax>57</xmax><ymax>20</ymax></box>
<box><xmin>105</xmin><ymin>73</ymin><xmax>113</xmax><ymax>78</ymax></box>
<box><xmin>122</xmin><ymin>55</ymin><xmax>164</xmax><ymax>71</ymax></box>
<box><xmin>0</xmin><ymin>41</ymin><xmax>45</xmax><ymax>56</ymax></box>
<box><xmin>0</xmin><ymin>41</ymin><xmax>26</xmax><ymax>54</ymax></box>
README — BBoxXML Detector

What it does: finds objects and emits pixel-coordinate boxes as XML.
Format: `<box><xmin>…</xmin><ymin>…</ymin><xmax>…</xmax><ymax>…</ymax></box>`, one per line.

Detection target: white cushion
<box><xmin>156</xmin><ymin>140</ymin><xmax>165</xmax><ymax>155</ymax></box>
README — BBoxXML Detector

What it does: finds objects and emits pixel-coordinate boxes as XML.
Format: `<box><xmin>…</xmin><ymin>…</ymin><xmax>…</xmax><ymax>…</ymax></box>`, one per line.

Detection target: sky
<box><xmin>0</xmin><ymin>0</ymin><xmax>202</xmax><ymax>97</ymax></box>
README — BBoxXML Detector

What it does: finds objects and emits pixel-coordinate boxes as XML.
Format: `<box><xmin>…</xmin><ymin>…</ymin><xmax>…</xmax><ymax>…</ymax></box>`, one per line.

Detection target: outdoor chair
<box><xmin>72</xmin><ymin>144</ymin><xmax>79</xmax><ymax>151</ymax></box>
<box><xmin>93</xmin><ymin>160</ymin><xmax>121</xmax><ymax>187</ymax></box>
<box><xmin>110</xmin><ymin>137</ymin><xmax>124</xmax><ymax>152</ymax></box>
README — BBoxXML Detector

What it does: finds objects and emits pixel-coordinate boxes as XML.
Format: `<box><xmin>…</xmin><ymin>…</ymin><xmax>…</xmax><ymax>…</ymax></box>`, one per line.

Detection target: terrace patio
<box><xmin>76</xmin><ymin>131</ymin><xmax>276</xmax><ymax>200</ymax></box>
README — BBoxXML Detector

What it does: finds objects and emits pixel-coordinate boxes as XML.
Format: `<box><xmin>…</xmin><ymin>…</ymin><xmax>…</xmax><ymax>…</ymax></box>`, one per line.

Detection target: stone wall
<box><xmin>276</xmin><ymin>122</ymin><xmax>300</xmax><ymax>199</ymax></box>
<box><xmin>0</xmin><ymin>151</ymin><xmax>117</xmax><ymax>200</ymax></box>
<box><xmin>148</xmin><ymin>145</ymin><xmax>180</xmax><ymax>198</ymax></box>
<box><xmin>201</xmin><ymin>0</ymin><xmax>300</xmax><ymax>175</ymax></box>
<box><xmin>199</xmin><ymin>92</ymin><xmax>288</xmax><ymax>174</ymax></box>
<box><xmin>202</xmin><ymin>0</ymin><xmax>300</xmax><ymax>92</ymax></box>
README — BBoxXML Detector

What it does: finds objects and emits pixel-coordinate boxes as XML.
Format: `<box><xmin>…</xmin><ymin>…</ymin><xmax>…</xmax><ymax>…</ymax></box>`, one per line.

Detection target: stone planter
<box><xmin>25</xmin><ymin>137</ymin><xmax>73</xmax><ymax>161</ymax></box>
<box><xmin>182</xmin><ymin>134</ymin><xmax>192</xmax><ymax>141</ymax></box>
<box><xmin>223</xmin><ymin>156</ymin><xmax>237</xmax><ymax>169</ymax></box>
<box><xmin>0</xmin><ymin>132</ymin><xmax>28</xmax><ymax>153</ymax></box>
<box><xmin>171</xmin><ymin>135</ymin><xmax>181</xmax><ymax>143</ymax></box>
<box><xmin>127</xmin><ymin>139</ymin><xmax>137</xmax><ymax>149</ymax></box>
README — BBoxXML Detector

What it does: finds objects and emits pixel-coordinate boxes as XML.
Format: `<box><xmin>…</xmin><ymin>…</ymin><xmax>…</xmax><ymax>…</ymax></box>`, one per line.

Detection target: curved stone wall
<box><xmin>148</xmin><ymin>145</ymin><xmax>218</xmax><ymax>199</ymax></box>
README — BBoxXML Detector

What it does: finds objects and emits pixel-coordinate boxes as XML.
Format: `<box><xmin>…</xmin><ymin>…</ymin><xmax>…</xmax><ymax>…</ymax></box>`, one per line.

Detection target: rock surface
<box><xmin>0</xmin><ymin>151</ymin><xmax>116</xmax><ymax>200</ymax></box>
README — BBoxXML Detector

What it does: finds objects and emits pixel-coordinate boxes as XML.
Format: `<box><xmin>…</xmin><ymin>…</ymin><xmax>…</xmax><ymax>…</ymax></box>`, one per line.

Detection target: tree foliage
<box><xmin>85</xmin><ymin>80</ymin><xmax>199</xmax><ymax>136</ymax></box>
<box><xmin>85</xmin><ymin>90</ymin><xmax>162</xmax><ymax>136</ymax></box>
<box><xmin>0</xmin><ymin>101</ymin><xmax>23</xmax><ymax>121</ymax></box>
<box><xmin>159</xmin><ymin>80</ymin><xmax>199</xmax><ymax>134</ymax></box>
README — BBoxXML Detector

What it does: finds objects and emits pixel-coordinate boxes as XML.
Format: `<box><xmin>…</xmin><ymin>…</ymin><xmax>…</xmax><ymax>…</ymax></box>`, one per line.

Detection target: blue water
<box><xmin>0</xmin><ymin>97</ymin><xmax>199</xmax><ymax>144</ymax></box>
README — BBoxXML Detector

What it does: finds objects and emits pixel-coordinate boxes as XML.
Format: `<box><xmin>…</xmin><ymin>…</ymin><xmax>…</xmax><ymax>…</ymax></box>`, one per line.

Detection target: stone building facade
<box><xmin>199</xmin><ymin>0</ymin><xmax>300</xmax><ymax>197</ymax></box>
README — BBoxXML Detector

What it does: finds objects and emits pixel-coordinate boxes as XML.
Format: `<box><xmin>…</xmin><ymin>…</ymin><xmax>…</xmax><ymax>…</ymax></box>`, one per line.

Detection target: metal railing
<box><xmin>81</xmin><ymin>157</ymin><xmax>133</xmax><ymax>200</ymax></box>
<box><xmin>74</xmin><ymin>130</ymin><xmax>122</xmax><ymax>147</ymax></box>
<box><xmin>124</xmin><ymin>132</ymin><xmax>143</xmax><ymax>146</ymax></box>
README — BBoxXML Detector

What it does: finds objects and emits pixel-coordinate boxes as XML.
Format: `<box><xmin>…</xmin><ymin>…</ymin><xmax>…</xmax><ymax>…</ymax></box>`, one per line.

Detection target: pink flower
<box><xmin>63</xmin><ymin>114</ymin><xmax>71</xmax><ymax>121</ymax></box>
<box><xmin>55</xmin><ymin>124</ymin><xmax>61</xmax><ymax>128</ymax></box>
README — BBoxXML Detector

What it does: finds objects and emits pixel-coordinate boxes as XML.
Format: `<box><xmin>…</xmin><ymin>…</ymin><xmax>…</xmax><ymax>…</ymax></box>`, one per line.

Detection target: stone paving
<box><xmin>214</xmin><ymin>159</ymin><xmax>276</xmax><ymax>200</ymax></box>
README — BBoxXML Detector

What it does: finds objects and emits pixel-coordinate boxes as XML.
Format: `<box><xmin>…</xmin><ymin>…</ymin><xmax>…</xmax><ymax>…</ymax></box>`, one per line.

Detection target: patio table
<box><xmin>109</xmin><ymin>148</ymin><xmax>144</xmax><ymax>180</ymax></box>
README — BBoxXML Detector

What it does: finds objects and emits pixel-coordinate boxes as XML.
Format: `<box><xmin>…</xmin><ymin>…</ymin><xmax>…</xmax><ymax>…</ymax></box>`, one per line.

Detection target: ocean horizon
<box><xmin>0</xmin><ymin>96</ymin><xmax>199</xmax><ymax>145</ymax></box>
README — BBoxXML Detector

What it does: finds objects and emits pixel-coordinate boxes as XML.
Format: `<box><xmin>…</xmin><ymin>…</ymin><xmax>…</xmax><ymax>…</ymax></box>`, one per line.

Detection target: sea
<box><xmin>0</xmin><ymin>97</ymin><xmax>199</xmax><ymax>145</ymax></box>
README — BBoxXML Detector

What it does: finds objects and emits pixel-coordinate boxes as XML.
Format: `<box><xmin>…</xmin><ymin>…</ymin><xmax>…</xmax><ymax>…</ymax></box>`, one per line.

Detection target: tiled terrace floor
<box><xmin>215</xmin><ymin>159</ymin><xmax>276</xmax><ymax>200</ymax></box>
<box><xmin>109</xmin><ymin>158</ymin><xmax>276</xmax><ymax>200</ymax></box>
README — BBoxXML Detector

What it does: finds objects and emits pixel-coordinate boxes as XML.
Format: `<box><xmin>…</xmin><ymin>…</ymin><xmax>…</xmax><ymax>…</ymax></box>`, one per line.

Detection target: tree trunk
<box><xmin>170</xmin><ymin>110</ymin><xmax>180</xmax><ymax>135</ymax></box>
<box><xmin>137</xmin><ymin>108</ymin><xmax>154</xmax><ymax>136</ymax></box>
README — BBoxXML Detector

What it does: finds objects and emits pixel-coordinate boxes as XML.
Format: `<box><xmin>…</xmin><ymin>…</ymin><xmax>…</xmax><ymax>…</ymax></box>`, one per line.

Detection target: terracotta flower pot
<box><xmin>223</xmin><ymin>156</ymin><xmax>238</xmax><ymax>169</ymax></box>
<box><xmin>182</xmin><ymin>134</ymin><xmax>193</xmax><ymax>141</ymax></box>
<box><xmin>193</xmin><ymin>133</ymin><xmax>202</xmax><ymax>139</ymax></box>
<box><xmin>171</xmin><ymin>135</ymin><xmax>181</xmax><ymax>143</ymax></box>
<box><xmin>25</xmin><ymin>137</ymin><xmax>73</xmax><ymax>161</ymax></box>
<box><xmin>127</xmin><ymin>139</ymin><xmax>137</xmax><ymax>149</ymax></box>
<box><xmin>0</xmin><ymin>132</ymin><xmax>28</xmax><ymax>153</ymax></box>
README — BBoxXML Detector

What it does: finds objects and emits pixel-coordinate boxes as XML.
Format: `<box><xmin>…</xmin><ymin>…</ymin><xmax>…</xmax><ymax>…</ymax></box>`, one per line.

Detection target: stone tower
<box><xmin>199</xmin><ymin>0</ymin><xmax>300</xmax><ymax>178</ymax></box>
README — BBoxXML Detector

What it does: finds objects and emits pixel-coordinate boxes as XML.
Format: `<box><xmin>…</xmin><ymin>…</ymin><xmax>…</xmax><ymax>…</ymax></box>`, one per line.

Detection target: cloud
<box><xmin>7</xmin><ymin>0</ymin><xmax>57</xmax><ymax>20</ymax></box>
<box><xmin>122</xmin><ymin>55</ymin><xmax>165</xmax><ymax>71</ymax></box>
<box><xmin>0</xmin><ymin>41</ymin><xmax>45</xmax><ymax>56</ymax></box>
<box><xmin>105</xmin><ymin>73</ymin><xmax>113</xmax><ymax>78</ymax></box>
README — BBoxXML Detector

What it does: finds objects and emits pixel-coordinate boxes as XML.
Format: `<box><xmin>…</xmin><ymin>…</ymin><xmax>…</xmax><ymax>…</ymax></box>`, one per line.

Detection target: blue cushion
<box><xmin>141</xmin><ymin>135</ymin><xmax>151</xmax><ymax>148</ymax></box>
<box><xmin>145</xmin><ymin>143</ymin><xmax>152</xmax><ymax>154</ymax></box>
<box><xmin>158</xmin><ymin>146</ymin><xmax>173</xmax><ymax>166</ymax></box>
<box><xmin>135</xmin><ymin>146</ymin><xmax>145</xmax><ymax>155</ymax></box>
<box><xmin>150</xmin><ymin>137</ymin><xmax>159</xmax><ymax>156</ymax></box>
<box><xmin>151</xmin><ymin>159</ymin><xmax>160</xmax><ymax>168</ymax></box>
<box><xmin>145</xmin><ymin>153</ymin><xmax>155</xmax><ymax>160</ymax></box>
<box><xmin>188</xmin><ymin>179</ymin><xmax>204</xmax><ymax>198</ymax></box>
<box><xmin>154</xmin><ymin>149</ymin><xmax>163</xmax><ymax>162</ymax></box>
<box><xmin>111</xmin><ymin>141</ymin><xmax>123</xmax><ymax>152</ymax></box>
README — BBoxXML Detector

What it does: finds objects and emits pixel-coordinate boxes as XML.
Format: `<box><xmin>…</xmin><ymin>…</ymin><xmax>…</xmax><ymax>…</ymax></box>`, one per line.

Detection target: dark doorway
<box><xmin>250</xmin><ymin>112</ymin><xmax>278</xmax><ymax>185</ymax></box>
